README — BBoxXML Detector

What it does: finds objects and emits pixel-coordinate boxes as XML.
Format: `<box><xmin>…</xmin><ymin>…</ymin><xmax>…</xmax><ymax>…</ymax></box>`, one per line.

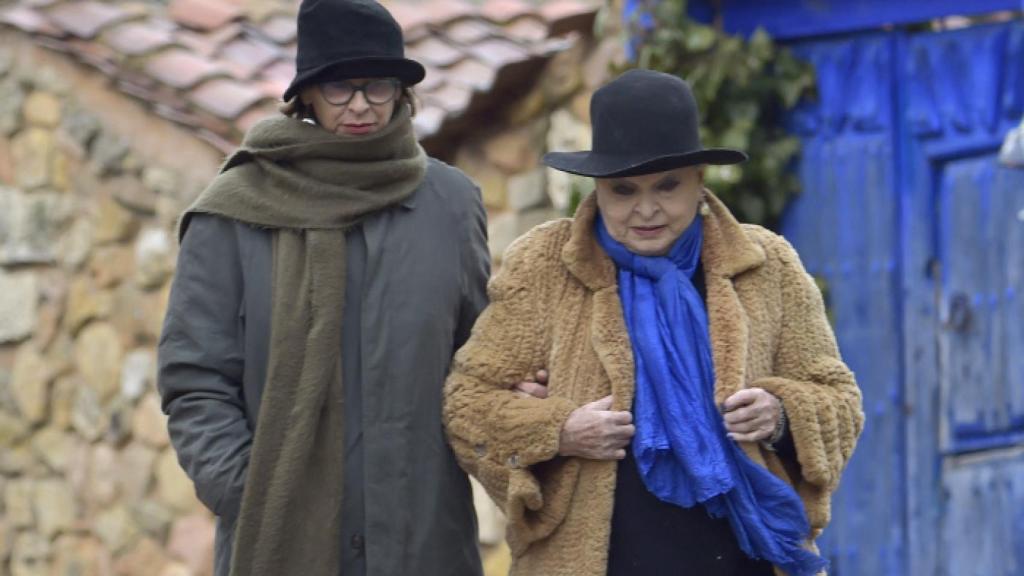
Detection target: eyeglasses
<box><xmin>319</xmin><ymin>78</ymin><xmax>400</xmax><ymax>106</ymax></box>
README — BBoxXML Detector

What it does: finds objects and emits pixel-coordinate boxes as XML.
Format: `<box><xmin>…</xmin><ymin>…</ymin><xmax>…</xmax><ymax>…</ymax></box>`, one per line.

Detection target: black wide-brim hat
<box><xmin>283</xmin><ymin>0</ymin><xmax>426</xmax><ymax>102</ymax></box>
<box><xmin>544</xmin><ymin>69</ymin><xmax>747</xmax><ymax>178</ymax></box>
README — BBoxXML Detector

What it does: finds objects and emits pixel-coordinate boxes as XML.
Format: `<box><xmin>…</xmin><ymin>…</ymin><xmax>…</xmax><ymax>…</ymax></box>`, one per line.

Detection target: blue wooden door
<box><xmin>783</xmin><ymin>20</ymin><xmax>1024</xmax><ymax>576</ymax></box>
<box><xmin>901</xmin><ymin>22</ymin><xmax>1024</xmax><ymax>576</ymax></box>
<box><xmin>781</xmin><ymin>32</ymin><xmax>907</xmax><ymax>576</ymax></box>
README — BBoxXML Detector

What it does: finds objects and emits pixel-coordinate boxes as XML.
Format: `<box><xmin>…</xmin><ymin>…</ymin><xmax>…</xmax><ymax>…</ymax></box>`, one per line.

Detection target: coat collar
<box><xmin>560</xmin><ymin>190</ymin><xmax>766</xmax><ymax>290</ymax></box>
<box><xmin>400</xmin><ymin>179</ymin><xmax>420</xmax><ymax>210</ymax></box>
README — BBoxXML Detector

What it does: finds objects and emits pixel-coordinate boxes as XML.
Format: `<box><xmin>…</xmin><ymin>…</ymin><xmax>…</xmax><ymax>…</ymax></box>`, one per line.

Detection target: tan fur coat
<box><xmin>443</xmin><ymin>192</ymin><xmax>864</xmax><ymax>576</ymax></box>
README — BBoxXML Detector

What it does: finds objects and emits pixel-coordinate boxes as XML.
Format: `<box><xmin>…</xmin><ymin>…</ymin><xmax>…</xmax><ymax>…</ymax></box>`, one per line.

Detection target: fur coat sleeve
<box><xmin>751</xmin><ymin>232</ymin><xmax>864</xmax><ymax>495</ymax></box>
<box><xmin>443</xmin><ymin>223</ymin><xmax>577</xmax><ymax>528</ymax></box>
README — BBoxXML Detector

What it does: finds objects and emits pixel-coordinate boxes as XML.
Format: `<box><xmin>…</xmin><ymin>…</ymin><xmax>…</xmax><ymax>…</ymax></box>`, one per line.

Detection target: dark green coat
<box><xmin>158</xmin><ymin>159</ymin><xmax>489</xmax><ymax>576</ymax></box>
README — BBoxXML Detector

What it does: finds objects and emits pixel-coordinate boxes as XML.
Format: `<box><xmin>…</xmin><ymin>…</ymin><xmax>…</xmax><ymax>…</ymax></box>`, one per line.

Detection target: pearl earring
<box><xmin>699</xmin><ymin>199</ymin><xmax>711</xmax><ymax>217</ymax></box>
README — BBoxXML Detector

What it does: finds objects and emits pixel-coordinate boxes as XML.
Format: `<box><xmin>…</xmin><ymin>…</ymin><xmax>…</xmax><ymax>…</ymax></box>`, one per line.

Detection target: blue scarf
<box><xmin>596</xmin><ymin>216</ymin><xmax>827</xmax><ymax>576</ymax></box>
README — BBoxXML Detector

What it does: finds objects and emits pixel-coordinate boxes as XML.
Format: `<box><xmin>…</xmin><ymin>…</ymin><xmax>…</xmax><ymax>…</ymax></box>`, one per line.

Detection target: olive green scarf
<box><xmin>179</xmin><ymin>107</ymin><xmax>426</xmax><ymax>576</ymax></box>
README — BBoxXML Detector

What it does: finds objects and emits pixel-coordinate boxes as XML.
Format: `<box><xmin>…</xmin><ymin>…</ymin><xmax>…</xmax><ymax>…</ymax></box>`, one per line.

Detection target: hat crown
<box><xmin>295</xmin><ymin>0</ymin><xmax>405</xmax><ymax>73</ymax></box>
<box><xmin>590</xmin><ymin>69</ymin><xmax>701</xmax><ymax>157</ymax></box>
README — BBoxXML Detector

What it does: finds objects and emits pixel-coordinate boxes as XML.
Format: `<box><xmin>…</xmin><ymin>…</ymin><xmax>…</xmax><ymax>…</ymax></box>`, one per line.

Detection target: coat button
<box><xmin>350</xmin><ymin>534</ymin><xmax>365</xmax><ymax>554</ymax></box>
<box><xmin>474</xmin><ymin>443</ymin><xmax>487</xmax><ymax>457</ymax></box>
<box><xmin>507</xmin><ymin>454</ymin><xmax>520</xmax><ymax>468</ymax></box>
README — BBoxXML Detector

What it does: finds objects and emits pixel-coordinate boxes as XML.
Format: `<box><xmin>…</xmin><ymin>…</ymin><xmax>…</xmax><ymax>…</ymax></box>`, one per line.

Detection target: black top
<box><xmin>605</xmin><ymin>264</ymin><xmax>791</xmax><ymax>576</ymax></box>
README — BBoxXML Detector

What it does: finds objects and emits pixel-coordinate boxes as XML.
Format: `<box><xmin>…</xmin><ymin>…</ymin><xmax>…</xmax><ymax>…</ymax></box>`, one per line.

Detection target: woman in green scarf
<box><xmin>157</xmin><ymin>2</ymin><xmax>490</xmax><ymax>576</ymax></box>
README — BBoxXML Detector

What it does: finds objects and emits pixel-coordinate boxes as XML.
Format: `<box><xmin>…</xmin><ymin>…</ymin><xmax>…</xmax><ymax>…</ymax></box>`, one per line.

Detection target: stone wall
<box><xmin>455</xmin><ymin>35</ymin><xmax>618</xmax><ymax>266</ymax></box>
<box><xmin>0</xmin><ymin>41</ymin><xmax>221</xmax><ymax>576</ymax></box>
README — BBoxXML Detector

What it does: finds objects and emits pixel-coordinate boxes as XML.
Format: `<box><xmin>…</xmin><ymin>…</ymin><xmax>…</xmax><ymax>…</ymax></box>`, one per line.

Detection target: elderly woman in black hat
<box><xmin>444</xmin><ymin>68</ymin><xmax>864</xmax><ymax>576</ymax></box>
<box><xmin>158</xmin><ymin>2</ymin><xmax>489</xmax><ymax>576</ymax></box>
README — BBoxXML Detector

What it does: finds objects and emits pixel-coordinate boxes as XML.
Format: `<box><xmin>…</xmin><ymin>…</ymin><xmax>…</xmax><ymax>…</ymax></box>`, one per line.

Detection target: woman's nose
<box><xmin>347</xmin><ymin>90</ymin><xmax>370</xmax><ymax>113</ymax></box>
<box><xmin>634</xmin><ymin>194</ymin><xmax>658</xmax><ymax>219</ymax></box>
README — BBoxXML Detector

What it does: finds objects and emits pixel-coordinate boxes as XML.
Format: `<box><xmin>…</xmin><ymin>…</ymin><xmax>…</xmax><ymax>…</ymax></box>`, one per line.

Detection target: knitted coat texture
<box><xmin>443</xmin><ymin>192</ymin><xmax>864</xmax><ymax>576</ymax></box>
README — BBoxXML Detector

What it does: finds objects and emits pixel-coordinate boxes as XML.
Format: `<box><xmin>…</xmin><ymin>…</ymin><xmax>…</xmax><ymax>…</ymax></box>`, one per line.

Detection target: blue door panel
<box><xmin>782</xmin><ymin>33</ymin><xmax>906</xmax><ymax>576</ymax></box>
<box><xmin>782</xmin><ymin>19</ymin><xmax>1024</xmax><ymax>576</ymax></box>
<box><xmin>937</xmin><ymin>157</ymin><xmax>1024</xmax><ymax>451</ymax></box>
<box><xmin>941</xmin><ymin>450</ymin><xmax>1024</xmax><ymax>576</ymax></box>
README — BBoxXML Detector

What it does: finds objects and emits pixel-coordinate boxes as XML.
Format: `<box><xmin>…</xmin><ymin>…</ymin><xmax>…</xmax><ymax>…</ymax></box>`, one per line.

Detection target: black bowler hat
<box><xmin>282</xmin><ymin>0</ymin><xmax>426</xmax><ymax>102</ymax></box>
<box><xmin>543</xmin><ymin>69</ymin><xmax>747</xmax><ymax>178</ymax></box>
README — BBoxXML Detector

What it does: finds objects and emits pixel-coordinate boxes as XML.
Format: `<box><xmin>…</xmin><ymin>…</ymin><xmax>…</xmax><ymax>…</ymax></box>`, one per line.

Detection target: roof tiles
<box><xmin>259</xmin><ymin>14</ymin><xmax>297</xmax><ymax>44</ymax></box>
<box><xmin>168</xmin><ymin>0</ymin><xmax>243</xmax><ymax>32</ymax></box>
<box><xmin>46</xmin><ymin>1</ymin><xmax>132</xmax><ymax>39</ymax></box>
<box><xmin>0</xmin><ymin>5</ymin><xmax>61</xmax><ymax>36</ymax></box>
<box><xmin>190</xmin><ymin>78</ymin><xmax>266</xmax><ymax>120</ymax></box>
<box><xmin>102</xmin><ymin>21</ymin><xmax>176</xmax><ymax>56</ymax></box>
<box><xmin>0</xmin><ymin>0</ymin><xmax>600</xmax><ymax>150</ymax></box>
<box><xmin>480</xmin><ymin>0</ymin><xmax>536</xmax><ymax>23</ymax></box>
<box><xmin>219</xmin><ymin>37</ymin><xmax>284</xmax><ymax>79</ymax></box>
<box><xmin>144</xmin><ymin>49</ymin><xmax>226</xmax><ymax>89</ymax></box>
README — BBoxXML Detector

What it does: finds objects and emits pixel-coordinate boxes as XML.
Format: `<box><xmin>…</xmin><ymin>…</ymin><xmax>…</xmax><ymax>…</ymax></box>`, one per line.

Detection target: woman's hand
<box><xmin>722</xmin><ymin>388</ymin><xmax>783</xmax><ymax>443</ymax></box>
<box><xmin>512</xmin><ymin>369</ymin><xmax>549</xmax><ymax>399</ymax></box>
<box><xmin>558</xmin><ymin>395</ymin><xmax>635</xmax><ymax>460</ymax></box>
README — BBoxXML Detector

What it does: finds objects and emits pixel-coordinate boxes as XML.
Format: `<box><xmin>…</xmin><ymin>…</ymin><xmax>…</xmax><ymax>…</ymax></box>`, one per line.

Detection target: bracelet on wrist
<box><xmin>762</xmin><ymin>403</ymin><xmax>787</xmax><ymax>451</ymax></box>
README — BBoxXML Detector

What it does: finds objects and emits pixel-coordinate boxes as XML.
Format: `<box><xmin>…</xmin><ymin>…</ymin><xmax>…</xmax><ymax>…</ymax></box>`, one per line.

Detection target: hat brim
<box><xmin>283</xmin><ymin>56</ymin><xmax>426</xmax><ymax>102</ymax></box>
<box><xmin>543</xmin><ymin>148</ymin><xmax>747</xmax><ymax>178</ymax></box>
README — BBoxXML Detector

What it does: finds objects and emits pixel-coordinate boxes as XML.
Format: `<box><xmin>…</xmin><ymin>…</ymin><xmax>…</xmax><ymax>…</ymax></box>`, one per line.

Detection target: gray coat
<box><xmin>157</xmin><ymin>159</ymin><xmax>489</xmax><ymax>576</ymax></box>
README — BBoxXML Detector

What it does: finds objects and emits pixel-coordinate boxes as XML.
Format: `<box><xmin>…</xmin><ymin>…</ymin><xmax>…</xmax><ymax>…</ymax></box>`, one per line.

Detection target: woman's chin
<box><xmin>625</xmin><ymin>239</ymin><xmax>672</xmax><ymax>257</ymax></box>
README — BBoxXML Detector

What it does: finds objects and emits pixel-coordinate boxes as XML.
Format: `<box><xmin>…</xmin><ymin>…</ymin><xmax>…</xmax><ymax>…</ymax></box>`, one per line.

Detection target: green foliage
<box><xmin>621</xmin><ymin>0</ymin><xmax>817</xmax><ymax>228</ymax></box>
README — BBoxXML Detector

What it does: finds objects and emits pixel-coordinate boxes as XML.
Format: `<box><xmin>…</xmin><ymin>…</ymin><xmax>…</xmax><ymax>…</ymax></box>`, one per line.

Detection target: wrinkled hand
<box><xmin>722</xmin><ymin>388</ymin><xmax>783</xmax><ymax>443</ymax></box>
<box><xmin>558</xmin><ymin>396</ymin><xmax>634</xmax><ymax>460</ymax></box>
<box><xmin>512</xmin><ymin>369</ymin><xmax>549</xmax><ymax>399</ymax></box>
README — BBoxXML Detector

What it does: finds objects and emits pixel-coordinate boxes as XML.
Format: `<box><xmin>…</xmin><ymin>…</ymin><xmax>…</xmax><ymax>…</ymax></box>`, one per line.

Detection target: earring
<box><xmin>699</xmin><ymin>198</ymin><xmax>711</xmax><ymax>217</ymax></box>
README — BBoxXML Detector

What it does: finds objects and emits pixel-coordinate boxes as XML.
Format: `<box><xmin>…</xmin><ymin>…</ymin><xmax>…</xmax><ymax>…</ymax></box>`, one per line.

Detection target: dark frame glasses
<box><xmin>318</xmin><ymin>78</ymin><xmax>401</xmax><ymax>105</ymax></box>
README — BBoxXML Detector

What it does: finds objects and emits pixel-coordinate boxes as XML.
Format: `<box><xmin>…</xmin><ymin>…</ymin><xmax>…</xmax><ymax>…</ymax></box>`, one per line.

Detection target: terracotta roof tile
<box><xmin>154</xmin><ymin>102</ymin><xmax>200</xmax><ymax>127</ymax></box>
<box><xmin>175</xmin><ymin>23</ymin><xmax>245</xmax><ymax>57</ymax></box>
<box><xmin>469</xmin><ymin>36</ymin><xmax>530</xmax><ymax>68</ymax></box>
<box><xmin>406</xmin><ymin>35</ymin><xmax>464</xmax><ymax>68</ymax></box>
<box><xmin>144</xmin><ymin>48</ymin><xmax>226</xmax><ymax>89</ymax></box>
<box><xmin>503</xmin><ymin>15</ymin><xmax>549</xmax><ymax>43</ymax></box>
<box><xmin>168</xmin><ymin>0</ymin><xmax>243</xmax><ymax>32</ymax></box>
<box><xmin>382</xmin><ymin>2</ymin><xmax>431</xmax><ymax>34</ymax></box>
<box><xmin>417</xmin><ymin>66</ymin><xmax>445</xmax><ymax>92</ymax></box>
<box><xmin>115</xmin><ymin>69</ymin><xmax>158</xmax><ymax>91</ymax></box>
<box><xmin>260</xmin><ymin>59</ymin><xmax>295</xmax><ymax>86</ymax></box>
<box><xmin>46</xmin><ymin>1</ymin><xmax>132</xmax><ymax>39</ymax></box>
<box><xmin>0</xmin><ymin>5</ymin><xmax>62</xmax><ymax>36</ymax></box>
<box><xmin>33</xmin><ymin>35</ymin><xmax>71</xmax><ymax>54</ymax></box>
<box><xmin>416</xmin><ymin>0</ymin><xmax>478</xmax><ymax>25</ymax></box>
<box><xmin>540</xmin><ymin>0</ymin><xmax>599</xmax><ymax>23</ymax></box>
<box><xmin>258</xmin><ymin>14</ymin><xmax>296</xmax><ymax>44</ymax></box>
<box><xmin>2</xmin><ymin>0</ymin><xmax>601</xmax><ymax>150</ymax></box>
<box><xmin>237</xmin><ymin>105</ymin><xmax>277</xmax><ymax>135</ymax></box>
<box><xmin>117</xmin><ymin>78</ymin><xmax>157</xmax><ymax>102</ymax></box>
<box><xmin>189</xmin><ymin>77</ymin><xmax>266</xmax><ymax>119</ymax></box>
<box><xmin>255</xmin><ymin>77</ymin><xmax>287</xmax><ymax>100</ymax></box>
<box><xmin>443</xmin><ymin>18</ymin><xmax>500</xmax><ymax>45</ymax></box>
<box><xmin>480</xmin><ymin>0</ymin><xmax>535</xmax><ymax>23</ymax></box>
<box><xmin>421</xmin><ymin>81</ymin><xmax>473</xmax><ymax>115</ymax></box>
<box><xmin>444</xmin><ymin>57</ymin><xmax>497</xmax><ymax>92</ymax></box>
<box><xmin>218</xmin><ymin>37</ymin><xmax>283</xmax><ymax>79</ymax></box>
<box><xmin>103</xmin><ymin>21</ymin><xmax>176</xmax><ymax>56</ymax></box>
<box><xmin>66</xmin><ymin>38</ymin><xmax>118</xmax><ymax>72</ymax></box>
